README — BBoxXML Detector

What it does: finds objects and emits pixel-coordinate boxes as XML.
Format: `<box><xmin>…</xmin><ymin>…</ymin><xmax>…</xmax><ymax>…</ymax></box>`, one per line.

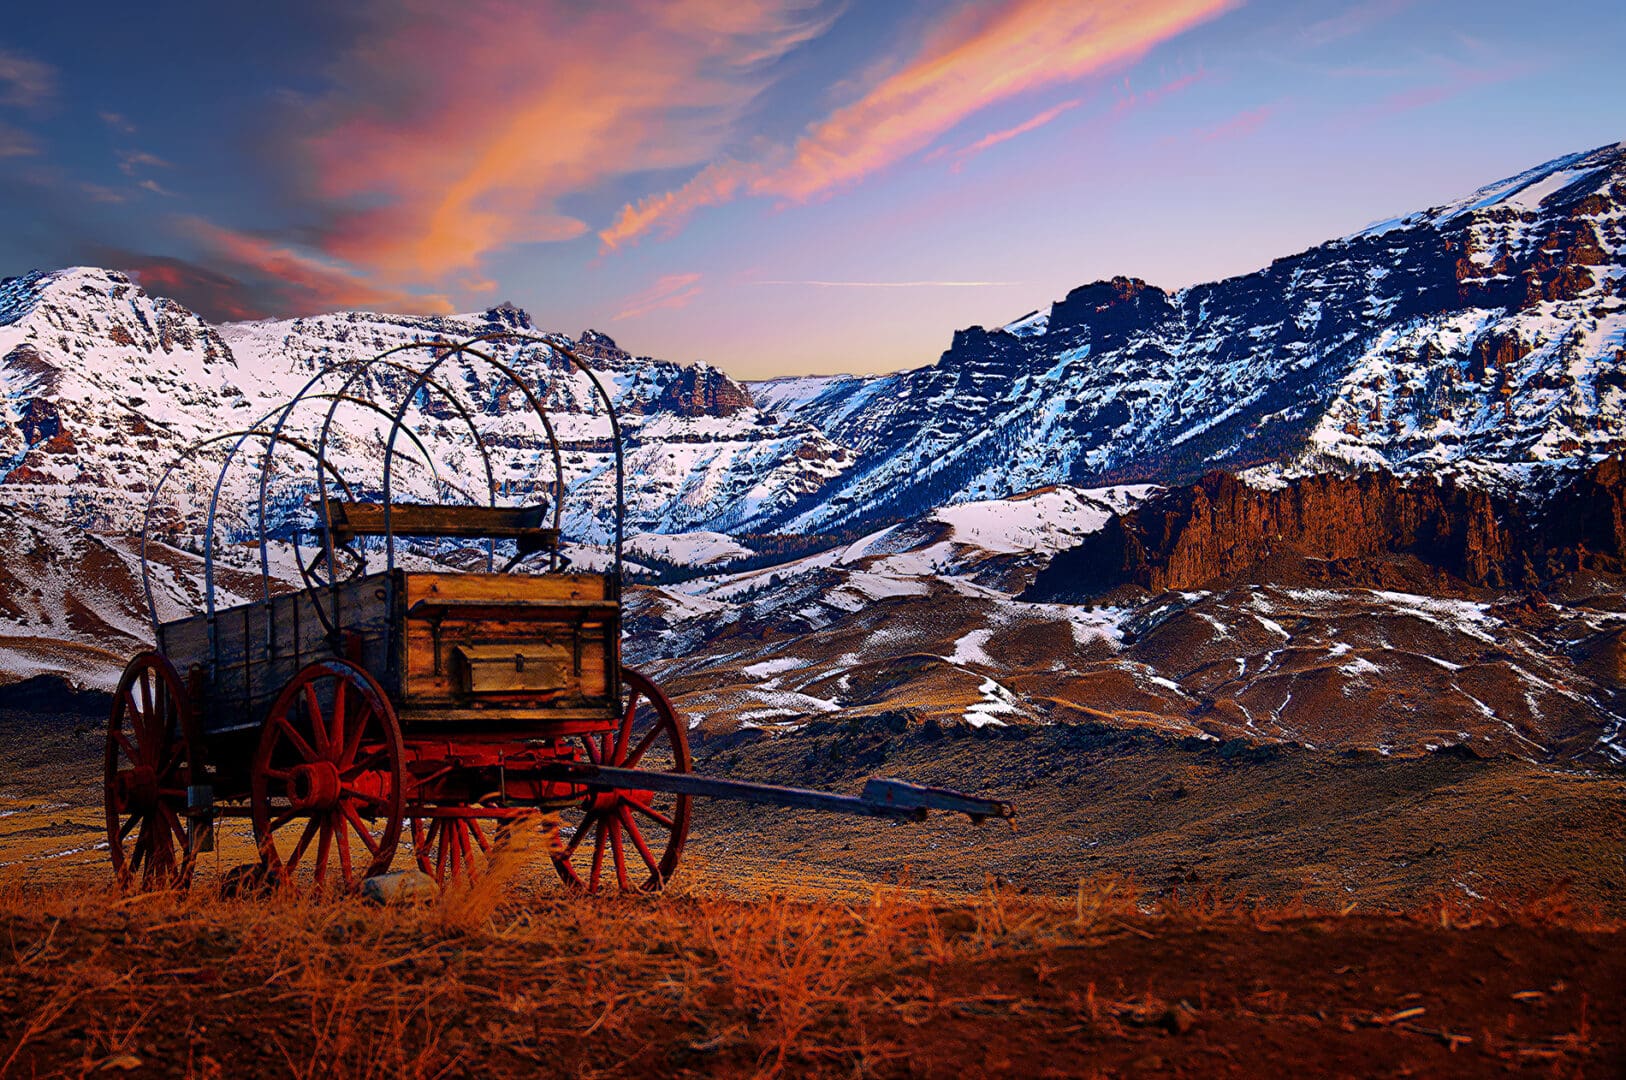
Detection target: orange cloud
<box><xmin>602</xmin><ymin>0</ymin><xmax>1235</xmax><ymax>247</ymax></box>
<box><xmin>301</xmin><ymin>0</ymin><xmax>838</xmax><ymax>279</ymax></box>
<box><xmin>613</xmin><ymin>273</ymin><xmax>704</xmax><ymax>320</ymax></box>
<box><xmin>180</xmin><ymin>216</ymin><xmax>454</xmax><ymax>315</ymax></box>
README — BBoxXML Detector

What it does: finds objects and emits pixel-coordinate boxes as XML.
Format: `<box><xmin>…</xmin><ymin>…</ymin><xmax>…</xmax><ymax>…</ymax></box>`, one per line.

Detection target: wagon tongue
<box><xmin>537</xmin><ymin>761</ymin><xmax>1015</xmax><ymax>823</ymax></box>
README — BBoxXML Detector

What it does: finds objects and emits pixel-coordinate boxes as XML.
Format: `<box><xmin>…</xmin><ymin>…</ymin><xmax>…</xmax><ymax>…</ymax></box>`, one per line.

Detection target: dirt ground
<box><xmin>1</xmin><ymin>706</ymin><xmax>1623</xmax><ymax>1077</ymax></box>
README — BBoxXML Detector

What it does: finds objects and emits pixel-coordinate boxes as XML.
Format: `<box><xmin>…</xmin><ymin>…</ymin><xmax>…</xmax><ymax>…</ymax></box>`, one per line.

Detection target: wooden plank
<box><xmin>324</xmin><ymin>502</ymin><xmax>557</xmax><ymax>551</ymax></box>
<box><xmin>403</xmin><ymin>572</ymin><xmax>611</xmax><ymax>606</ymax></box>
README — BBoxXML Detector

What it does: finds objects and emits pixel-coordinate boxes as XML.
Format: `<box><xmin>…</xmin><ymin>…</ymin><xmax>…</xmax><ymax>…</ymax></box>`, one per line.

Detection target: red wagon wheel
<box><xmin>554</xmin><ymin>666</ymin><xmax>692</xmax><ymax>893</ymax></box>
<box><xmin>250</xmin><ymin>660</ymin><xmax>404</xmax><ymax>892</ymax></box>
<box><xmin>411</xmin><ymin>800</ymin><xmax>506</xmax><ymax>885</ymax></box>
<box><xmin>104</xmin><ymin>652</ymin><xmax>198</xmax><ymax>890</ymax></box>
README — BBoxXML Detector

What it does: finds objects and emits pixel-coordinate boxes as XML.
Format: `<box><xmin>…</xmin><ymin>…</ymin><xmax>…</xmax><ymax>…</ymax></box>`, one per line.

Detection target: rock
<box><xmin>360</xmin><ymin>870</ymin><xmax>439</xmax><ymax>905</ymax></box>
<box><xmin>1026</xmin><ymin>458</ymin><xmax>1626</xmax><ymax>599</ymax></box>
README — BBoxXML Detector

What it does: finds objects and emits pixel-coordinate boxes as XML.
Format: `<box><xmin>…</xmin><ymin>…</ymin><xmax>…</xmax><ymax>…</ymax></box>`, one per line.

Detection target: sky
<box><xmin>0</xmin><ymin>1</ymin><xmax>1622</xmax><ymax>380</ymax></box>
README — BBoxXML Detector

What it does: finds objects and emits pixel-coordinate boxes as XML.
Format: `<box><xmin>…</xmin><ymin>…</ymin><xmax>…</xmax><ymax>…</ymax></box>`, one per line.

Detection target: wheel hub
<box><xmin>289</xmin><ymin>761</ymin><xmax>342</xmax><ymax>811</ymax></box>
<box><xmin>114</xmin><ymin>765</ymin><xmax>159</xmax><ymax>811</ymax></box>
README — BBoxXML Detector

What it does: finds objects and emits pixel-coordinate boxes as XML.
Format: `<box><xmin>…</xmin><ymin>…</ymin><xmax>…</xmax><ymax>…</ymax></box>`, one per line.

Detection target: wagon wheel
<box><xmin>251</xmin><ymin>660</ymin><xmax>404</xmax><ymax>892</ymax></box>
<box><xmin>104</xmin><ymin>652</ymin><xmax>199</xmax><ymax>891</ymax></box>
<box><xmin>411</xmin><ymin>799</ymin><xmax>508</xmax><ymax>885</ymax></box>
<box><xmin>554</xmin><ymin>667</ymin><xmax>692</xmax><ymax>893</ymax></box>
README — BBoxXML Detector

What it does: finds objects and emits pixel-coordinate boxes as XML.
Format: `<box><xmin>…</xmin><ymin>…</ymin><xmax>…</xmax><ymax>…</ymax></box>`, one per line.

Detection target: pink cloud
<box><xmin>601</xmin><ymin>0</ymin><xmax>1235</xmax><ymax>248</ymax></box>
<box><xmin>179</xmin><ymin>216</ymin><xmax>453</xmax><ymax>315</ymax></box>
<box><xmin>0</xmin><ymin>47</ymin><xmax>54</xmax><ymax>111</ymax></box>
<box><xmin>613</xmin><ymin>272</ymin><xmax>704</xmax><ymax>321</ymax></box>
<box><xmin>296</xmin><ymin>0</ymin><xmax>838</xmax><ymax>279</ymax></box>
<box><xmin>947</xmin><ymin>98</ymin><xmax>1085</xmax><ymax>171</ymax></box>
<box><xmin>1195</xmin><ymin>103</ymin><xmax>1279</xmax><ymax>142</ymax></box>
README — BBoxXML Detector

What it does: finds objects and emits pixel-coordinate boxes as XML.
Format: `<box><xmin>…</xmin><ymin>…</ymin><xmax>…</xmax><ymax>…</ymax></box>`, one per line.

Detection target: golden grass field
<box><xmin>2</xmin><ymin>707</ymin><xmax>1624</xmax><ymax>1077</ymax></box>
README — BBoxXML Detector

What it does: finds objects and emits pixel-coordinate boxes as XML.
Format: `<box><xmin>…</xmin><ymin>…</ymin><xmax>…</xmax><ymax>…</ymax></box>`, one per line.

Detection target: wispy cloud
<box><xmin>117</xmin><ymin>148</ymin><xmax>171</xmax><ymax>176</ymax></box>
<box><xmin>79</xmin><ymin>181</ymin><xmax>128</xmax><ymax>204</ymax></box>
<box><xmin>944</xmin><ymin>97</ymin><xmax>1085</xmax><ymax>171</ymax></box>
<box><xmin>601</xmin><ymin>0</ymin><xmax>1235</xmax><ymax>249</ymax></box>
<box><xmin>1195</xmin><ymin>103</ymin><xmax>1279</xmax><ymax>142</ymax></box>
<box><xmin>0</xmin><ymin>47</ymin><xmax>54</xmax><ymax>111</ymax></box>
<box><xmin>614</xmin><ymin>272</ymin><xmax>703</xmax><ymax>320</ymax></box>
<box><xmin>1298</xmin><ymin>0</ymin><xmax>1413</xmax><ymax>48</ymax></box>
<box><xmin>138</xmin><ymin>178</ymin><xmax>175</xmax><ymax>196</ymax></box>
<box><xmin>99</xmin><ymin>111</ymin><xmax>137</xmax><ymax>135</ymax></box>
<box><xmin>294</xmin><ymin>0</ymin><xmax>841</xmax><ymax>280</ymax></box>
<box><xmin>179</xmin><ymin>216</ymin><xmax>453</xmax><ymax>316</ymax></box>
<box><xmin>752</xmin><ymin>279</ymin><xmax>1021</xmax><ymax>288</ymax></box>
<box><xmin>0</xmin><ymin>119</ymin><xmax>38</xmax><ymax>158</ymax></box>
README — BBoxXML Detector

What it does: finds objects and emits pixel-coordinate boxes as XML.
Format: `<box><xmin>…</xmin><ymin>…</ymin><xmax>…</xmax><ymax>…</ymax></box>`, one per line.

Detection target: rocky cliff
<box><xmin>1025</xmin><ymin>458</ymin><xmax>1626</xmax><ymax>601</ymax></box>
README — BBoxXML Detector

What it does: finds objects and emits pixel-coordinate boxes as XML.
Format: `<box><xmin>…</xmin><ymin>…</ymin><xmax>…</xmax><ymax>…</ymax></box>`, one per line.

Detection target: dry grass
<box><xmin>0</xmin><ymin>847</ymin><xmax>1616</xmax><ymax>1079</ymax></box>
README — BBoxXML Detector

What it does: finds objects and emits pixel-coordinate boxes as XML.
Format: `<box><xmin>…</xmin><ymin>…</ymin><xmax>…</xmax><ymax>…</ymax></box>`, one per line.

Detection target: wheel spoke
<box><xmin>561</xmin><ymin>813</ymin><xmax>596</xmax><ymax>859</ymax></box>
<box><xmin>341</xmin><ymin>748</ymin><xmax>390</xmax><ymax>779</ymax></box>
<box><xmin>313</xmin><ymin>819</ymin><xmax>333</xmax><ymax>887</ymax></box>
<box><xmin>304</xmin><ymin>684</ymin><xmax>329</xmax><ymax>757</ymax></box>
<box><xmin>340</xmin><ymin>705</ymin><xmax>369</xmax><ymax>768</ymax></box>
<box><xmin>588</xmin><ymin>817</ymin><xmax>608</xmax><ymax>891</ymax></box>
<box><xmin>112</xmin><ymin>729</ymin><xmax>140</xmax><ymax>764</ymax></box>
<box><xmin>340</xmin><ymin>782</ymin><xmax>387</xmax><ymax>805</ymax></box>
<box><xmin>628</xmin><ymin>800</ymin><xmax>676</xmax><ymax>830</ymax></box>
<box><xmin>578</xmin><ymin>734</ymin><xmax>600</xmax><ymax>766</ymax></box>
<box><xmin>130</xmin><ymin>818</ymin><xmax>152</xmax><ymax>871</ymax></box>
<box><xmin>137</xmin><ymin>675</ymin><xmax>154</xmax><ymax>741</ymax></box>
<box><xmin>622</xmin><ymin>724</ymin><xmax>664</xmax><ymax>770</ymax></box>
<box><xmin>275</xmin><ymin>712</ymin><xmax>320</xmax><ymax>764</ymax></box>
<box><xmin>287</xmin><ymin>816</ymin><xmax>321</xmax><ymax>871</ymax></box>
<box><xmin>159</xmin><ymin>802</ymin><xmax>188</xmax><ymax>852</ymax></box>
<box><xmin>435</xmin><ymin>822</ymin><xmax>449</xmax><ymax>880</ymax></box>
<box><xmin>118</xmin><ymin>812</ymin><xmax>142</xmax><ymax>841</ymax></box>
<box><xmin>615</xmin><ymin>693</ymin><xmax>639</xmax><ymax>764</ymax></box>
<box><xmin>268</xmin><ymin>807</ymin><xmax>299</xmax><ymax>833</ymax></box>
<box><xmin>609</xmin><ymin>817</ymin><xmax>629</xmax><ymax>891</ymax></box>
<box><xmin>123</xmin><ymin>691</ymin><xmax>146</xmax><ymax>754</ymax></box>
<box><xmin>331</xmin><ymin>679</ymin><xmax>347</xmax><ymax>760</ymax></box>
<box><xmin>336</xmin><ymin>816</ymin><xmax>354</xmax><ymax>883</ymax></box>
<box><xmin>621</xmin><ymin>808</ymin><xmax>663</xmax><ymax>881</ymax></box>
<box><xmin>342</xmin><ymin>803</ymin><xmax>381</xmax><ymax>856</ymax></box>
<box><xmin>468</xmin><ymin>817</ymin><xmax>491</xmax><ymax>854</ymax></box>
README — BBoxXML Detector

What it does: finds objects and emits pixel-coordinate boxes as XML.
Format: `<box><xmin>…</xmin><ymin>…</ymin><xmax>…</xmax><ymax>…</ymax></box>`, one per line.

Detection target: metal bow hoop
<box><xmin>310</xmin><ymin>335</ymin><xmax>572</xmax><ymax>649</ymax></box>
<box><xmin>140</xmin><ymin>428</ymin><xmax>357</xmax><ymax>649</ymax></box>
<box><xmin>446</xmin><ymin>332</ymin><xmax>626</xmax><ymax>571</ymax></box>
<box><xmin>253</xmin><ymin>345</ymin><xmax>501</xmax><ymax>607</ymax></box>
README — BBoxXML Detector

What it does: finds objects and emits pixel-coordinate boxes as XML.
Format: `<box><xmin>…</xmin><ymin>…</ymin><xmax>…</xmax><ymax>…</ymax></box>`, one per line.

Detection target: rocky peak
<box><xmin>1047</xmin><ymin>276</ymin><xmax>1172</xmax><ymax>347</ymax></box>
<box><xmin>656</xmin><ymin>362</ymin><xmax>755</xmax><ymax>417</ymax></box>
<box><xmin>481</xmin><ymin>301</ymin><xmax>533</xmax><ymax>330</ymax></box>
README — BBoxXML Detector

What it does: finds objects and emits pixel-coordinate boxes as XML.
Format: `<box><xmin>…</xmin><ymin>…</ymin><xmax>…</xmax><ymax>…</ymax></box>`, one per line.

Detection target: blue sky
<box><xmin>0</xmin><ymin>1</ymin><xmax>1621</xmax><ymax>378</ymax></box>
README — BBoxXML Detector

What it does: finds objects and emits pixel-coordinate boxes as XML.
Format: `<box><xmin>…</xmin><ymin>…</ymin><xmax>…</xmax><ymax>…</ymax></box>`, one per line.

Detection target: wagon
<box><xmin>105</xmin><ymin>333</ymin><xmax>1012</xmax><ymax>894</ymax></box>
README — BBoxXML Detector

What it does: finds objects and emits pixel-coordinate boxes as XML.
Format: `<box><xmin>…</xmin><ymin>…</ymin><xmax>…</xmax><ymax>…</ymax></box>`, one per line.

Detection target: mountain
<box><xmin>747</xmin><ymin>141</ymin><xmax>1626</xmax><ymax>534</ymax></box>
<box><xmin>0</xmin><ymin>268</ymin><xmax>853</xmax><ymax>543</ymax></box>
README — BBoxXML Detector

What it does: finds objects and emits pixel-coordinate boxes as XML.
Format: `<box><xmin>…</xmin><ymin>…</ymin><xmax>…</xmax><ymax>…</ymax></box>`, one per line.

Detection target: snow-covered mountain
<box><xmin>0</xmin><ymin>269</ymin><xmax>852</xmax><ymax>544</ymax></box>
<box><xmin>749</xmin><ymin>140</ymin><xmax>1626</xmax><ymax>533</ymax></box>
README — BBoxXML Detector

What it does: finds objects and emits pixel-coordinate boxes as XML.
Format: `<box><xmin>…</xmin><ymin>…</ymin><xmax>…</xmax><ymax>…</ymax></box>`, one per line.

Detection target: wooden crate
<box><xmin>396</xmin><ymin>572</ymin><xmax>620</xmax><ymax>726</ymax></box>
